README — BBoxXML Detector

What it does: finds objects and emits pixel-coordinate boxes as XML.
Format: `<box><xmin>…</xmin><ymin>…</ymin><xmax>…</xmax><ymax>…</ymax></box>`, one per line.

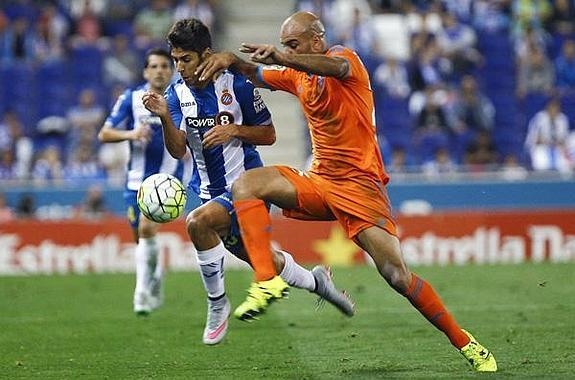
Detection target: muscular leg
<box><xmin>134</xmin><ymin>216</ymin><xmax>161</xmax><ymax>295</ymax></box>
<box><xmin>133</xmin><ymin>215</ymin><xmax>162</xmax><ymax>314</ymax></box>
<box><xmin>231</xmin><ymin>167</ymin><xmax>355</xmax><ymax>317</ymax></box>
<box><xmin>187</xmin><ymin>202</ymin><xmax>233</xmax><ymax>300</ymax></box>
<box><xmin>232</xmin><ymin>167</ymin><xmax>298</xmax><ymax>281</ymax></box>
<box><xmin>357</xmin><ymin>226</ymin><xmax>470</xmax><ymax>349</ymax></box>
<box><xmin>186</xmin><ymin>201</ymin><xmax>235</xmax><ymax>344</ymax></box>
<box><xmin>186</xmin><ymin>195</ymin><xmax>315</xmax><ymax>292</ymax></box>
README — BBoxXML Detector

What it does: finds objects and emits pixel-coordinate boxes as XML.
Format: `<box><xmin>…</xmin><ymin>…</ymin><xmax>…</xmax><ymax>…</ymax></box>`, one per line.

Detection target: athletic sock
<box><xmin>404</xmin><ymin>273</ymin><xmax>470</xmax><ymax>349</ymax></box>
<box><xmin>135</xmin><ymin>237</ymin><xmax>157</xmax><ymax>294</ymax></box>
<box><xmin>196</xmin><ymin>241</ymin><xmax>227</xmax><ymax>299</ymax></box>
<box><xmin>235</xmin><ymin>199</ymin><xmax>277</xmax><ymax>281</ymax></box>
<box><xmin>278</xmin><ymin>250</ymin><xmax>315</xmax><ymax>291</ymax></box>
<box><xmin>152</xmin><ymin>247</ymin><xmax>163</xmax><ymax>281</ymax></box>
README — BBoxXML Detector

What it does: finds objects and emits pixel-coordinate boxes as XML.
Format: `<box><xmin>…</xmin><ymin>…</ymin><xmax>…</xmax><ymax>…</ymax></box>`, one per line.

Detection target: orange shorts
<box><xmin>276</xmin><ymin>166</ymin><xmax>398</xmax><ymax>241</ymax></box>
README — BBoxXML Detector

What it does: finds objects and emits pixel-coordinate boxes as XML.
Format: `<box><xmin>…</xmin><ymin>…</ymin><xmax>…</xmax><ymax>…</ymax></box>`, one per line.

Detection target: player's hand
<box><xmin>202</xmin><ymin>124</ymin><xmax>238</xmax><ymax>149</ymax></box>
<box><xmin>131</xmin><ymin>124</ymin><xmax>152</xmax><ymax>144</ymax></box>
<box><xmin>240</xmin><ymin>43</ymin><xmax>283</xmax><ymax>65</ymax></box>
<box><xmin>196</xmin><ymin>52</ymin><xmax>236</xmax><ymax>82</ymax></box>
<box><xmin>142</xmin><ymin>91</ymin><xmax>168</xmax><ymax>118</ymax></box>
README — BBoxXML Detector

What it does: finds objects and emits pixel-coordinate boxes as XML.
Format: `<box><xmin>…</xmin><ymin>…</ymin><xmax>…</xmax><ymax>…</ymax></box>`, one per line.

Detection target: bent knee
<box><xmin>377</xmin><ymin>263</ymin><xmax>411</xmax><ymax>294</ymax></box>
<box><xmin>387</xmin><ymin>268</ymin><xmax>412</xmax><ymax>294</ymax></box>
<box><xmin>186</xmin><ymin>209</ymin><xmax>214</xmax><ymax>236</ymax></box>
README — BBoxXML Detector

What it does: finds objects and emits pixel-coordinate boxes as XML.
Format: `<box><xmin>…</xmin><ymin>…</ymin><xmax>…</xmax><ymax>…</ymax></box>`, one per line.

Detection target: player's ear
<box><xmin>311</xmin><ymin>34</ymin><xmax>323</xmax><ymax>52</ymax></box>
<box><xmin>142</xmin><ymin>65</ymin><xmax>150</xmax><ymax>81</ymax></box>
<box><xmin>201</xmin><ymin>48</ymin><xmax>212</xmax><ymax>60</ymax></box>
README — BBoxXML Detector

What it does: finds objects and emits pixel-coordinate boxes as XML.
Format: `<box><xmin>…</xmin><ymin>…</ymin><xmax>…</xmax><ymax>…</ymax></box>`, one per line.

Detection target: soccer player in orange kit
<box><xmin>196</xmin><ymin>11</ymin><xmax>497</xmax><ymax>371</ymax></box>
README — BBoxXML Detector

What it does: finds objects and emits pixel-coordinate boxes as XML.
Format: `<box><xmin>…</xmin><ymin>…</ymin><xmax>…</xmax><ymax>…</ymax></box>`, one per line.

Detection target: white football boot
<box><xmin>203</xmin><ymin>296</ymin><xmax>231</xmax><ymax>345</ymax></box>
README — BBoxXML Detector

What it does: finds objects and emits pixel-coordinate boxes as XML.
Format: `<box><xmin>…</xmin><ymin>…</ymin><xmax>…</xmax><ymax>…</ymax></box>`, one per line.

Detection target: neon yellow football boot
<box><xmin>234</xmin><ymin>276</ymin><xmax>289</xmax><ymax>321</ymax></box>
<box><xmin>460</xmin><ymin>329</ymin><xmax>497</xmax><ymax>372</ymax></box>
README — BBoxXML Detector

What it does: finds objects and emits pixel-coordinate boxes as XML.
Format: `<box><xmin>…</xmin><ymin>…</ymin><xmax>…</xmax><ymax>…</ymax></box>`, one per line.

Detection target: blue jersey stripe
<box><xmin>106</xmin><ymin>83</ymin><xmax>184</xmax><ymax>190</ymax></box>
<box><xmin>166</xmin><ymin>73</ymin><xmax>271</xmax><ymax>199</ymax></box>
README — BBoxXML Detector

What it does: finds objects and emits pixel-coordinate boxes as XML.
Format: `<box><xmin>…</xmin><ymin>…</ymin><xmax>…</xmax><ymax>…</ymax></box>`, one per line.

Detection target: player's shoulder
<box><xmin>328</xmin><ymin>45</ymin><xmax>355</xmax><ymax>55</ymax></box>
<box><xmin>327</xmin><ymin>45</ymin><xmax>361</xmax><ymax>64</ymax></box>
<box><xmin>228</xmin><ymin>71</ymin><xmax>257</xmax><ymax>94</ymax></box>
<box><xmin>217</xmin><ymin>70</ymin><xmax>247</xmax><ymax>85</ymax></box>
<box><xmin>171</xmin><ymin>78</ymin><xmax>186</xmax><ymax>88</ymax></box>
<box><xmin>328</xmin><ymin>45</ymin><xmax>348</xmax><ymax>53</ymax></box>
<box><xmin>132</xmin><ymin>82</ymin><xmax>150</xmax><ymax>94</ymax></box>
<box><xmin>113</xmin><ymin>85</ymin><xmax>139</xmax><ymax>105</ymax></box>
<box><xmin>165</xmin><ymin>79</ymin><xmax>185</xmax><ymax>99</ymax></box>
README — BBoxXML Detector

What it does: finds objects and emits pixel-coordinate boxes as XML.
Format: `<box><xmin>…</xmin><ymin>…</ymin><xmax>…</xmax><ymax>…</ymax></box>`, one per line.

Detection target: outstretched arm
<box><xmin>98</xmin><ymin>123</ymin><xmax>152</xmax><ymax>144</ymax></box>
<box><xmin>142</xmin><ymin>92</ymin><xmax>187</xmax><ymax>159</ymax></box>
<box><xmin>240</xmin><ymin>43</ymin><xmax>349</xmax><ymax>79</ymax></box>
<box><xmin>196</xmin><ymin>52</ymin><xmax>264</xmax><ymax>86</ymax></box>
<box><xmin>196</xmin><ymin>44</ymin><xmax>349</xmax><ymax>85</ymax></box>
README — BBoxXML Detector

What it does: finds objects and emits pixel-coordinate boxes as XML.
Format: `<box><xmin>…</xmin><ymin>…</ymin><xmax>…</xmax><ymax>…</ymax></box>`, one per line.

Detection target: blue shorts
<box><xmin>202</xmin><ymin>191</ymin><xmax>244</xmax><ymax>256</ymax></box>
<box><xmin>199</xmin><ymin>191</ymin><xmax>271</xmax><ymax>256</ymax></box>
<box><xmin>123</xmin><ymin>190</ymin><xmax>140</xmax><ymax>230</ymax></box>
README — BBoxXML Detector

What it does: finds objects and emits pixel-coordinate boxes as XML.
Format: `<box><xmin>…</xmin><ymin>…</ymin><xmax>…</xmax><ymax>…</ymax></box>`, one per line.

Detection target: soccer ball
<box><xmin>137</xmin><ymin>173</ymin><xmax>187</xmax><ymax>223</ymax></box>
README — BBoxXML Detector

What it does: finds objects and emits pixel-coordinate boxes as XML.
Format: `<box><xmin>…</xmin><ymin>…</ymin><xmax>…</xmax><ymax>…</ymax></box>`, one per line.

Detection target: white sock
<box><xmin>153</xmin><ymin>250</ymin><xmax>163</xmax><ymax>281</ymax></box>
<box><xmin>135</xmin><ymin>237</ymin><xmax>158</xmax><ymax>294</ymax></box>
<box><xmin>279</xmin><ymin>250</ymin><xmax>315</xmax><ymax>291</ymax></box>
<box><xmin>196</xmin><ymin>241</ymin><xmax>227</xmax><ymax>300</ymax></box>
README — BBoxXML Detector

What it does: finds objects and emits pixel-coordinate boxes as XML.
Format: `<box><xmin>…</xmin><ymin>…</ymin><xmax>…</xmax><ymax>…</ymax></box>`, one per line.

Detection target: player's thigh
<box><xmin>124</xmin><ymin>190</ymin><xmax>143</xmax><ymax>240</ymax></box>
<box><xmin>123</xmin><ymin>190</ymin><xmax>139</xmax><ymax>228</ymax></box>
<box><xmin>232</xmin><ymin>166</ymin><xmax>298</xmax><ymax>209</ymax></box>
<box><xmin>186</xmin><ymin>197</ymin><xmax>232</xmax><ymax>236</ymax></box>
<box><xmin>275</xmin><ymin>166</ymin><xmax>334</xmax><ymax>219</ymax></box>
<box><xmin>325</xmin><ymin>176</ymin><xmax>397</xmax><ymax>237</ymax></box>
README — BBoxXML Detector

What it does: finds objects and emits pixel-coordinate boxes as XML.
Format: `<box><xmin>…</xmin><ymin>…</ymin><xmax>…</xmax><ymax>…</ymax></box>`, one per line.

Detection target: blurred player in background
<box><xmin>98</xmin><ymin>48</ymin><xmax>186</xmax><ymax>316</ymax></box>
<box><xmin>143</xmin><ymin>18</ymin><xmax>353</xmax><ymax>345</ymax></box>
<box><xmin>196</xmin><ymin>11</ymin><xmax>497</xmax><ymax>371</ymax></box>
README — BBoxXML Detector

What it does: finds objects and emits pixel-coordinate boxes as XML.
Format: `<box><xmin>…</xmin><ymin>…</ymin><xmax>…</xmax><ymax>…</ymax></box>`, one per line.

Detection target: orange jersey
<box><xmin>259</xmin><ymin>45</ymin><xmax>388</xmax><ymax>184</ymax></box>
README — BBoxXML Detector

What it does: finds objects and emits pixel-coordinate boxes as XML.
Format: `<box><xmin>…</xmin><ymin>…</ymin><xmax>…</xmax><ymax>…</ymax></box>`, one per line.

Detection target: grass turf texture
<box><xmin>1</xmin><ymin>263</ymin><xmax>573</xmax><ymax>379</ymax></box>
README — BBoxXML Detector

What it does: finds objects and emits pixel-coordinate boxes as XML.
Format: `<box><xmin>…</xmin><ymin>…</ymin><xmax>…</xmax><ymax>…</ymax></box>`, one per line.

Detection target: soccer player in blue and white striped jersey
<box><xmin>143</xmin><ymin>19</ymin><xmax>353</xmax><ymax>345</ymax></box>
<box><xmin>98</xmin><ymin>48</ymin><xmax>187</xmax><ymax>316</ymax></box>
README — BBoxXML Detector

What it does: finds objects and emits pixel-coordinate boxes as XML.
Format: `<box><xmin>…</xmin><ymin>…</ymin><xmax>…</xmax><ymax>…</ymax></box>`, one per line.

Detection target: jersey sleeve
<box><xmin>327</xmin><ymin>45</ymin><xmax>365</xmax><ymax>83</ymax></box>
<box><xmin>105</xmin><ymin>89</ymin><xmax>132</xmax><ymax>129</ymax></box>
<box><xmin>257</xmin><ymin>65</ymin><xmax>298</xmax><ymax>95</ymax></box>
<box><xmin>164</xmin><ymin>84</ymin><xmax>184</xmax><ymax>131</ymax></box>
<box><xmin>233</xmin><ymin>76</ymin><xmax>272</xmax><ymax>126</ymax></box>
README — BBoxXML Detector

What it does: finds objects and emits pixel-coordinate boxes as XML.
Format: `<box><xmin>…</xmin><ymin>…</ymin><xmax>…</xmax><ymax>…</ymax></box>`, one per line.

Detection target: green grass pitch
<box><xmin>1</xmin><ymin>263</ymin><xmax>573</xmax><ymax>379</ymax></box>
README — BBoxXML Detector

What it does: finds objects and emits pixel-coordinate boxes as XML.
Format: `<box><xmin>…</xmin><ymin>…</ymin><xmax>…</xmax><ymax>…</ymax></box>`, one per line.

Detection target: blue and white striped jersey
<box><xmin>105</xmin><ymin>83</ymin><xmax>185</xmax><ymax>191</ymax></box>
<box><xmin>165</xmin><ymin>72</ymin><xmax>272</xmax><ymax>200</ymax></box>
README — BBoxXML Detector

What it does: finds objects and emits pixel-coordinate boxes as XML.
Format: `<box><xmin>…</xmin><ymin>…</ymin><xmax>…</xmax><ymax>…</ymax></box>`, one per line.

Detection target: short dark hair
<box><xmin>167</xmin><ymin>18</ymin><xmax>212</xmax><ymax>54</ymax></box>
<box><xmin>144</xmin><ymin>48</ymin><xmax>173</xmax><ymax>68</ymax></box>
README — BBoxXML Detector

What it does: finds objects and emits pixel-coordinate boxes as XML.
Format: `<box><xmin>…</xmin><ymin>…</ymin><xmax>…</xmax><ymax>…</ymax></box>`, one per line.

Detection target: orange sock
<box><xmin>235</xmin><ymin>199</ymin><xmax>277</xmax><ymax>281</ymax></box>
<box><xmin>404</xmin><ymin>273</ymin><xmax>470</xmax><ymax>349</ymax></box>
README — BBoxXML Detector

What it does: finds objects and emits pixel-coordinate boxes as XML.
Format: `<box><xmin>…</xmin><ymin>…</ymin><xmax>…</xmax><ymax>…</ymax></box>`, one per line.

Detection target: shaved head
<box><xmin>280</xmin><ymin>11</ymin><xmax>326</xmax><ymax>54</ymax></box>
<box><xmin>281</xmin><ymin>11</ymin><xmax>325</xmax><ymax>38</ymax></box>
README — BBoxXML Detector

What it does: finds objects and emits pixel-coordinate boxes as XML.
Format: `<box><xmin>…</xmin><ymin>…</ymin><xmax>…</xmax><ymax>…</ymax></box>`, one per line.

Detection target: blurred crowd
<box><xmin>299</xmin><ymin>0</ymin><xmax>575</xmax><ymax>178</ymax></box>
<box><xmin>0</xmin><ymin>0</ymin><xmax>221</xmax><ymax>186</ymax></box>
<box><xmin>0</xmin><ymin>0</ymin><xmax>575</xmax><ymax>189</ymax></box>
